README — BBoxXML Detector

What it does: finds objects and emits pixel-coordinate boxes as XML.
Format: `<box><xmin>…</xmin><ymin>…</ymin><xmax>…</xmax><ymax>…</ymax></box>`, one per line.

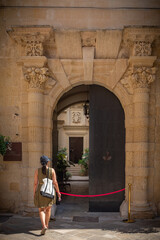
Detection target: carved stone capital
<box><xmin>23</xmin><ymin>66</ymin><xmax>56</xmax><ymax>91</ymax></box>
<box><xmin>131</xmin><ymin>66</ymin><xmax>156</xmax><ymax>88</ymax></box>
<box><xmin>121</xmin><ymin>66</ymin><xmax>157</xmax><ymax>93</ymax></box>
<box><xmin>7</xmin><ymin>26</ymin><xmax>52</xmax><ymax>56</ymax></box>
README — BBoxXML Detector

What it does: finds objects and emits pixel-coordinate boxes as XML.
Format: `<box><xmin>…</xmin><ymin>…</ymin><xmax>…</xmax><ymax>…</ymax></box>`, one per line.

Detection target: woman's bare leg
<box><xmin>39</xmin><ymin>208</ymin><xmax>47</xmax><ymax>229</ymax></box>
<box><xmin>45</xmin><ymin>206</ymin><xmax>51</xmax><ymax>228</ymax></box>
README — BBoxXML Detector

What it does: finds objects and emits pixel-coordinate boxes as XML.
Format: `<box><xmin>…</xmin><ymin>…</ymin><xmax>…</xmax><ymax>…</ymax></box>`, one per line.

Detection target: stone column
<box><xmin>7</xmin><ymin>26</ymin><xmax>53</xmax><ymax>212</ymax></box>
<box><xmin>130</xmin><ymin>59</ymin><xmax>156</xmax><ymax>218</ymax></box>
<box><xmin>23</xmin><ymin>59</ymin><xmax>50</xmax><ymax>210</ymax></box>
<box><xmin>122</xmin><ymin>28</ymin><xmax>159</xmax><ymax>218</ymax></box>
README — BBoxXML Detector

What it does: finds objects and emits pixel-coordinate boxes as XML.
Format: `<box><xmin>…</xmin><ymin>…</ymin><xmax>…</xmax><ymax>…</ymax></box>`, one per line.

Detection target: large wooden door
<box><xmin>69</xmin><ymin>137</ymin><xmax>83</xmax><ymax>164</ymax></box>
<box><xmin>89</xmin><ymin>85</ymin><xmax>125</xmax><ymax>212</ymax></box>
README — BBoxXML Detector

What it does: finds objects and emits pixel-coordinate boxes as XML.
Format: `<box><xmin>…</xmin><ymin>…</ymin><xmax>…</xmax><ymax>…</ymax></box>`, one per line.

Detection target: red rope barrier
<box><xmin>60</xmin><ymin>188</ymin><xmax>125</xmax><ymax>198</ymax></box>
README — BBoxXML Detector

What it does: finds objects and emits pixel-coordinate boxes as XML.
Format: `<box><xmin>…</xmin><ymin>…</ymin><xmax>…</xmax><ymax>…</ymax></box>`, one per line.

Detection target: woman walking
<box><xmin>34</xmin><ymin>155</ymin><xmax>61</xmax><ymax>235</ymax></box>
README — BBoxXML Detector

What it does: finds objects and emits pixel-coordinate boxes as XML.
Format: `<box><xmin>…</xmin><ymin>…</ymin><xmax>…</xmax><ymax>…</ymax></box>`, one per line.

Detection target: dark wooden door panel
<box><xmin>69</xmin><ymin>137</ymin><xmax>83</xmax><ymax>164</ymax></box>
<box><xmin>89</xmin><ymin>85</ymin><xmax>125</xmax><ymax>212</ymax></box>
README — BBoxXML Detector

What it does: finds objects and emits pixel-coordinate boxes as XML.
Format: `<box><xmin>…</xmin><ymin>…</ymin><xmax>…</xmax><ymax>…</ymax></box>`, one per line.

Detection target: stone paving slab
<box><xmin>0</xmin><ymin>213</ymin><xmax>160</xmax><ymax>240</ymax></box>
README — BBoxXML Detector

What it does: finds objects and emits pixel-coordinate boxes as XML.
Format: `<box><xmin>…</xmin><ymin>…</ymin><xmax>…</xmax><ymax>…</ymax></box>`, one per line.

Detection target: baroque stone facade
<box><xmin>0</xmin><ymin>1</ymin><xmax>160</xmax><ymax>218</ymax></box>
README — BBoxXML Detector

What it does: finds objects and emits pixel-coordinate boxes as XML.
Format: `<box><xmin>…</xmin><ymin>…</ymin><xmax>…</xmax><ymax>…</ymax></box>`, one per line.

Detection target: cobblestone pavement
<box><xmin>0</xmin><ymin>202</ymin><xmax>160</xmax><ymax>240</ymax></box>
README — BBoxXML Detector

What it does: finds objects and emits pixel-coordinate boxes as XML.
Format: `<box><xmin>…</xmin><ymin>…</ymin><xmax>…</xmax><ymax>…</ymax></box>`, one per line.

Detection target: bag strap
<box><xmin>50</xmin><ymin>167</ymin><xmax>52</xmax><ymax>179</ymax></box>
<box><xmin>44</xmin><ymin>167</ymin><xmax>49</xmax><ymax>193</ymax></box>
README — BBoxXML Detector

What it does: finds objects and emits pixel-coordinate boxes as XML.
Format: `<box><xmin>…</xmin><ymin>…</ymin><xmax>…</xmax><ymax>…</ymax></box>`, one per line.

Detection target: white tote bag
<box><xmin>40</xmin><ymin>168</ymin><xmax>55</xmax><ymax>199</ymax></box>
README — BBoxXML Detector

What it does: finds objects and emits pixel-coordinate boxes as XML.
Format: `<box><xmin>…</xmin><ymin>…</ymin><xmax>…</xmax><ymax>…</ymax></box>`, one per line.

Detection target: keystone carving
<box><xmin>81</xmin><ymin>32</ymin><xmax>96</xmax><ymax>47</ymax></box>
<box><xmin>23</xmin><ymin>67</ymin><xmax>56</xmax><ymax>90</ymax></box>
<box><xmin>121</xmin><ymin>66</ymin><xmax>156</xmax><ymax>93</ymax></box>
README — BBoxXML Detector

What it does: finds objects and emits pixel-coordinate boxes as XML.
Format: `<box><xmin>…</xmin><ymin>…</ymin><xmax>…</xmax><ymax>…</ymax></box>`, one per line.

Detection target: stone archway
<box><xmin>52</xmin><ymin>83</ymin><xmax>126</xmax><ymax>212</ymax></box>
<box><xmin>8</xmin><ymin>26</ymin><xmax>159</xmax><ymax>218</ymax></box>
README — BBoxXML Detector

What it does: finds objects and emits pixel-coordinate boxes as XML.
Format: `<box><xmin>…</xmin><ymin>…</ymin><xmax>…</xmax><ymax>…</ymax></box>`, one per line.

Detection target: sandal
<box><xmin>41</xmin><ymin>227</ymin><xmax>47</xmax><ymax>235</ymax></box>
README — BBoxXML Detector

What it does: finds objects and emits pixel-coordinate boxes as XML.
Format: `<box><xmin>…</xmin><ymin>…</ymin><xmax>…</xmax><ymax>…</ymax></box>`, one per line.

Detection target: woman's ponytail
<box><xmin>42</xmin><ymin>164</ymin><xmax>46</xmax><ymax>175</ymax></box>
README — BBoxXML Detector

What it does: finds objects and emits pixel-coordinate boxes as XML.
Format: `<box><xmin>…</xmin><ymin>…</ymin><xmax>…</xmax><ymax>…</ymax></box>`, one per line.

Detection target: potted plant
<box><xmin>78</xmin><ymin>148</ymin><xmax>89</xmax><ymax>176</ymax></box>
<box><xmin>56</xmin><ymin>148</ymin><xmax>72</xmax><ymax>183</ymax></box>
<box><xmin>0</xmin><ymin>134</ymin><xmax>11</xmax><ymax>156</ymax></box>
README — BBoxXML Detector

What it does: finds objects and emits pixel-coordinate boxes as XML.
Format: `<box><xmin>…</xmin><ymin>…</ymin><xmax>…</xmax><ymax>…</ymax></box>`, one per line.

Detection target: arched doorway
<box><xmin>53</xmin><ymin>84</ymin><xmax>125</xmax><ymax>212</ymax></box>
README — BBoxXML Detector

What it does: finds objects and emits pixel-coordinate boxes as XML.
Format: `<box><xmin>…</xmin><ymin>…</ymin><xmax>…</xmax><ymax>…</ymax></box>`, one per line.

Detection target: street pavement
<box><xmin>0</xmin><ymin>199</ymin><xmax>160</xmax><ymax>240</ymax></box>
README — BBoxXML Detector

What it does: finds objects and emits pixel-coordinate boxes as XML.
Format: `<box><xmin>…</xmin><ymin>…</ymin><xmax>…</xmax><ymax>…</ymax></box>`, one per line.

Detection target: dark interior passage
<box><xmin>53</xmin><ymin>84</ymin><xmax>125</xmax><ymax>212</ymax></box>
<box><xmin>69</xmin><ymin>137</ymin><xmax>83</xmax><ymax>164</ymax></box>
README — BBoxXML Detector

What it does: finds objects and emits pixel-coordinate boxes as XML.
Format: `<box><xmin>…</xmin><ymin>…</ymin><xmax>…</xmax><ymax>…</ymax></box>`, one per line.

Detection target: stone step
<box><xmin>68</xmin><ymin>165</ymin><xmax>81</xmax><ymax>176</ymax></box>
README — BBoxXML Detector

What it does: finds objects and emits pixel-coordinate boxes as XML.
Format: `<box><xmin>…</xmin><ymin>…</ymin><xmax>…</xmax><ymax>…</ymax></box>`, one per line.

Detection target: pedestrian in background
<box><xmin>34</xmin><ymin>155</ymin><xmax>61</xmax><ymax>235</ymax></box>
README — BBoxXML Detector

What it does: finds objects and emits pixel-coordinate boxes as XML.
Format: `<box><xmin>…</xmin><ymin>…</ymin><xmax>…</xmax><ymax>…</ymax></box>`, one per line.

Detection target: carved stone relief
<box><xmin>25</xmin><ymin>39</ymin><xmax>43</xmax><ymax>56</ymax></box>
<box><xmin>133</xmin><ymin>41</ymin><xmax>152</xmax><ymax>56</ymax></box>
<box><xmin>72</xmin><ymin>111</ymin><xmax>81</xmax><ymax>123</ymax></box>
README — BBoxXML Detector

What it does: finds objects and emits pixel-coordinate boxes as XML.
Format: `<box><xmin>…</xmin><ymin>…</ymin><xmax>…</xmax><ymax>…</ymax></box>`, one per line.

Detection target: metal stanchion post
<box><xmin>124</xmin><ymin>183</ymin><xmax>135</xmax><ymax>223</ymax></box>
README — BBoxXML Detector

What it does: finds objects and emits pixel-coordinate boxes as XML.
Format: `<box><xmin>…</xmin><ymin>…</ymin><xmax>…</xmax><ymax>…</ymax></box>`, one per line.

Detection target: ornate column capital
<box><xmin>123</xmin><ymin>28</ymin><xmax>160</xmax><ymax>57</ymax></box>
<box><xmin>7</xmin><ymin>26</ymin><xmax>52</xmax><ymax>56</ymax></box>
<box><xmin>23</xmin><ymin>66</ymin><xmax>49</xmax><ymax>89</ymax></box>
<box><xmin>23</xmin><ymin>66</ymin><xmax>56</xmax><ymax>91</ymax></box>
<box><xmin>121</xmin><ymin>66</ymin><xmax>157</xmax><ymax>93</ymax></box>
<box><xmin>131</xmin><ymin>66</ymin><xmax>156</xmax><ymax>89</ymax></box>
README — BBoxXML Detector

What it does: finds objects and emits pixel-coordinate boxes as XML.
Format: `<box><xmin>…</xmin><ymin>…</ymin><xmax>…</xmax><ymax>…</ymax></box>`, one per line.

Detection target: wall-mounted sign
<box><xmin>4</xmin><ymin>142</ymin><xmax>22</xmax><ymax>161</ymax></box>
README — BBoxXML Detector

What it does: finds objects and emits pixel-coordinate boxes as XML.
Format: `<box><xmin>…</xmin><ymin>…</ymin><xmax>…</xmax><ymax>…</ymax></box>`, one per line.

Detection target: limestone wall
<box><xmin>0</xmin><ymin>26</ymin><xmax>23</xmax><ymax>211</ymax></box>
<box><xmin>1</xmin><ymin>0</ymin><xmax>160</xmax><ymax>29</ymax></box>
<box><xmin>0</xmin><ymin>1</ymin><xmax>160</xmax><ymax>216</ymax></box>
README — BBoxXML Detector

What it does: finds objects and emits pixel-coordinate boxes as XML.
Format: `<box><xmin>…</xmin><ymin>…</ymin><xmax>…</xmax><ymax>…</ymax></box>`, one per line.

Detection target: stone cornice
<box><xmin>129</xmin><ymin>56</ymin><xmax>157</xmax><ymax>67</ymax></box>
<box><xmin>19</xmin><ymin>56</ymin><xmax>47</xmax><ymax>67</ymax></box>
<box><xmin>123</xmin><ymin>28</ymin><xmax>160</xmax><ymax>42</ymax></box>
<box><xmin>63</xmin><ymin>125</ymin><xmax>89</xmax><ymax>131</ymax></box>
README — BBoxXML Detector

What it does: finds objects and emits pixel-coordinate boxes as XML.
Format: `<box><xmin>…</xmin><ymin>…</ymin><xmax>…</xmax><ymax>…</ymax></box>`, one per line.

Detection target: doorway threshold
<box><xmin>69</xmin><ymin>176</ymin><xmax>89</xmax><ymax>181</ymax></box>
